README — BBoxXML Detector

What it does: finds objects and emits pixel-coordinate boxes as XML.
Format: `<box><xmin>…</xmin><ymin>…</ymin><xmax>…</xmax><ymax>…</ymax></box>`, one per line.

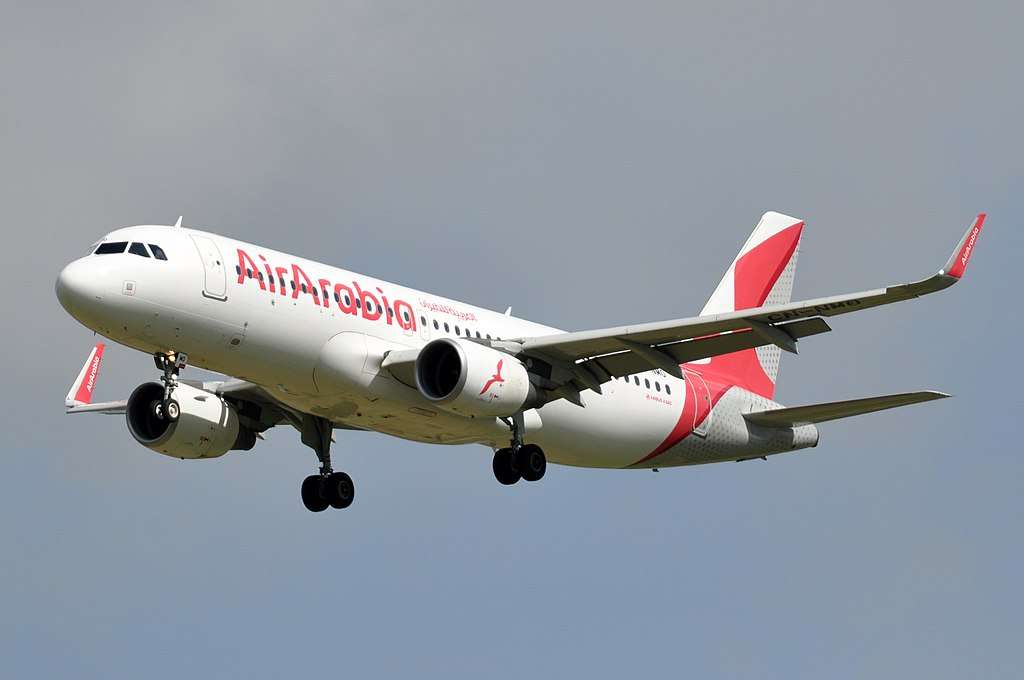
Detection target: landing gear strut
<box><xmin>151</xmin><ymin>351</ymin><xmax>187</xmax><ymax>422</ymax></box>
<box><xmin>299</xmin><ymin>414</ymin><xmax>355</xmax><ymax>512</ymax></box>
<box><xmin>493</xmin><ymin>413</ymin><xmax>546</xmax><ymax>486</ymax></box>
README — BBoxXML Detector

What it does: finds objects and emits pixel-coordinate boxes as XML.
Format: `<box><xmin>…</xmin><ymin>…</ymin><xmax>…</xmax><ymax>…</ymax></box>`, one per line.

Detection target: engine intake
<box><xmin>415</xmin><ymin>338</ymin><xmax>536</xmax><ymax>417</ymax></box>
<box><xmin>126</xmin><ymin>382</ymin><xmax>255</xmax><ymax>459</ymax></box>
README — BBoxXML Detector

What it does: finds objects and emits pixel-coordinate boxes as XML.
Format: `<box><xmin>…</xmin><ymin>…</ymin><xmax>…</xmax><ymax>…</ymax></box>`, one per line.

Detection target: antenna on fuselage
<box><xmin>173</xmin><ymin>216</ymin><xmax>183</xmax><ymax>228</ymax></box>
<box><xmin>504</xmin><ymin>306</ymin><xmax>512</xmax><ymax>316</ymax></box>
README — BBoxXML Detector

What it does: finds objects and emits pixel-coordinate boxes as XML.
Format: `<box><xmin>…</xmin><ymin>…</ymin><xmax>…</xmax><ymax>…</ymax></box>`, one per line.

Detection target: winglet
<box><xmin>941</xmin><ymin>213</ymin><xmax>985</xmax><ymax>280</ymax></box>
<box><xmin>65</xmin><ymin>343</ymin><xmax>106</xmax><ymax>408</ymax></box>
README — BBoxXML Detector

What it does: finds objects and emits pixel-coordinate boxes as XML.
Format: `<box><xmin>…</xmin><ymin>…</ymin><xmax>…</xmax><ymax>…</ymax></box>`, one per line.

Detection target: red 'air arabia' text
<box><xmin>235</xmin><ymin>249</ymin><xmax>417</xmax><ymax>331</ymax></box>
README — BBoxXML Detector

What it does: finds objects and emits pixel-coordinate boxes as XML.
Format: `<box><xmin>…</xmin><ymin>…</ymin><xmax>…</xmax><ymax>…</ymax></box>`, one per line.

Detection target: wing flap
<box><xmin>743</xmin><ymin>391</ymin><xmax>949</xmax><ymax>427</ymax></box>
<box><xmin>583</xmin><ymin>317</ymin><xmax>831</xmax><ymax>380</ymax></box>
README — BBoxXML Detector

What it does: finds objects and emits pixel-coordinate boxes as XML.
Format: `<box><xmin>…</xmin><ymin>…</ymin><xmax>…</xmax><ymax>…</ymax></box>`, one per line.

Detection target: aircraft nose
<box><xmin>55</xmin><ymin>258</ymin><xmax>101</xmax><ymax>314</ymax></box>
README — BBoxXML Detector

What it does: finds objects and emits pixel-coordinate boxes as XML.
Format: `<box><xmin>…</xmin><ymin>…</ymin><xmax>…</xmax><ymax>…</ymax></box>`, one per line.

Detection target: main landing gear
<box><xmin>299</xmin><ymin>414</ymin><xmax>355</xmax><ymax>512</ymax></box>
<box><xmin>151</xmin><ymin>351</ymin><xmax>188</xmax><ymax>422</ymax></box>
<box><xmin>492</xmin><ymin>413</ymin><xmax>547</xmax><ymax>486</ymax></box>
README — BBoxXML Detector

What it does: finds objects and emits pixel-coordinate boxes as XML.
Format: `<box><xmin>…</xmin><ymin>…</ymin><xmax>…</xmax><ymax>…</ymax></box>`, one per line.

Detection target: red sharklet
<box><xmin>74</xmin><ymin>343</ymin><xmax>105</xmax><ymax>405</ymax></box>
<box><xmin>945</xmin><ymin>213</ymin><xmax>986</xmax><ymax>279</ymax></box>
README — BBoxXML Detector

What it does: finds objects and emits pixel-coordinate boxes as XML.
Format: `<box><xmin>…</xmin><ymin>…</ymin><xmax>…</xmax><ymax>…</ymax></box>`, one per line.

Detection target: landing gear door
<box><xmin>191</xmin><ymin>235</ymin><xmax>228</xmax><ymax>300</ymax></box>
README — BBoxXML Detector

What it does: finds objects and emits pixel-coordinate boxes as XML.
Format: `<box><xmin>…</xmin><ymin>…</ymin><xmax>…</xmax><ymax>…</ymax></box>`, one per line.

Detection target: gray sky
<box><xmin>2</xmin><ymin>2</ymin><xmax>1021</xmax><ymax>677</ymax></box>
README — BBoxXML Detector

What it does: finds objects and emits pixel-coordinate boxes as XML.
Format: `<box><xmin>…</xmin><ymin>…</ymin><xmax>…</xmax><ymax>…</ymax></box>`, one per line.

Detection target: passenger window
<box><xmin>655</xmin><ymin>382</ymin><xmax>661</xmax><ymax>392</ymax></box>
<box><xmin>665</xmin><ymin>385</ymin><xmax>671</xmax><ymax>395</ymax></box>
<box><xmin>455</xmin><ymin>325</ymin><xmax>460</xmax><ymax>335</ymax></box>
<box><xmin>355</xmin><ymin>298</ymin><xmax>361</xmax><ymax>309</ymax></box>
<box><xmin>644</xmin><ymin>379</ymin><xmax>651</xmax><ymax>389</ymax></box>
<box><xmin>95</xmin><ymin>241</ymin><xmax>128</xmax><ymax>255</ymax></box>
<box><xmin>444</xmin><ymin>323</ymin><xmax>450</xmax><ymax>333</ymax></box>
<box><xmin>301</xmin><ymin>283</ymin><xmax>307</xmax><ymax>293</ymax></box>
<box><xmin>433</xmin><ymin>320</ymin><xmax>439</xmax><ymax>330</ymax></box>
<box><xmin>148</xmin><ymin>244</ymin><xmax>168</xmax><ymax>260</ymax></box>
<box><xmin>475</xmin><ymin>331</ymin><xmax>481</xmax><ymax>339</ymax></box>
<box><xmin>486</xmin><ymin>334</ymin><xmax>491</xmax><ymax>340</ymax></box>
<box><xmin>634</xmin><ymin>376</ymin><xmax>640</xmax><ymax>386</ymax></box>
<box><xmin>236</xmin><ymin>265</ymin><xmax>242</xmax><ymax>275</ymax></box>
<box><xmin>420</xmin><ymin>316</ymin><xmax>427</xmax><ymax>327</ymax></box>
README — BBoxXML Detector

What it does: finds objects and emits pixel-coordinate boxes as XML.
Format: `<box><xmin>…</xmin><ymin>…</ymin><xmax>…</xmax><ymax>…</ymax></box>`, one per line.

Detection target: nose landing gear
<box><xmin>299</xmin><ymin>414</ymin><xmax>355</xmax><ymax>512</ymax></box>
<box><xmin>151</xmin><ymin>351</ymin><xmax>187</xmax><ymax>422</ymax></box>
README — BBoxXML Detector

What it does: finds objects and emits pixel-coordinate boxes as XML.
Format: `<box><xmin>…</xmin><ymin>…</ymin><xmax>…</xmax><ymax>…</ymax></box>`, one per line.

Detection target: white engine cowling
<box><xmin>126</xmin><ymin>382</ymin><xmax>256</xmax><ymax>459</ymax></box>
<box><xmin>415</xmin><ymin>338</ymin><xmax>536</xmax><ymax>417</ymax></box>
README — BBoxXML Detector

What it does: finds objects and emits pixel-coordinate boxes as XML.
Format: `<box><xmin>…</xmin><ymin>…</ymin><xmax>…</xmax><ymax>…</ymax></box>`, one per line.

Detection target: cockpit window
<box><xmin>94</xmin><ymin>241</ymin><xmax>128</xmax><ymax>255</ymax></box>
<box><xmin>128</xmin><ymin>242</ymin><xmax>150</xmax><ymax>258</ymax></box>
<box><xmin>148</xmin><ymin>244</ymin><xmax>168</xmax><ymax>260</ymax></box>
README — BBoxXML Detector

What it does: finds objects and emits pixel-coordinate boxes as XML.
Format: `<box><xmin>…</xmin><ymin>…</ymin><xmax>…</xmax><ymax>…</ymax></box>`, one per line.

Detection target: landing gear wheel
<box><xmin>163</xmin><ymin>399</ymin><xmax>180</xmax><ymax>422</ymax></box>
<box><xmin>300</xmin><ymin>475</ymin><xmax>329</xmax><ymax>512</ymax></box>
<box><xmin>516</xmin><ymin>444</ymin><xmax>547</xmax><ymax>482</ymax></box>
<box><xmin>324</xmin><ymin>472</ymin><xmax>355</xmax><ymax>509</ymax></box>
<box><xmin>492</xmin><ymin>447</ymin><xmax>521</xmax><ymax>485</ymax></box>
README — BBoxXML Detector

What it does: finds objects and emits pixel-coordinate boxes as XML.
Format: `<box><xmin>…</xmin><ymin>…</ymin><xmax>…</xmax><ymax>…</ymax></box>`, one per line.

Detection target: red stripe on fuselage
<box><xmin>626</xmin><ymin>368</ymin><xmax>729</xmax><ymax>467</ymax></box>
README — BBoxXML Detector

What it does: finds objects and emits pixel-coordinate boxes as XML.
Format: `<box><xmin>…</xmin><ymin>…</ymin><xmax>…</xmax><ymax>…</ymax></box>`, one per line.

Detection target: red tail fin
<box><xmin>694</xmin><ymin>212</ymin><xmax>805</xmax><ymax>398</ymax></box>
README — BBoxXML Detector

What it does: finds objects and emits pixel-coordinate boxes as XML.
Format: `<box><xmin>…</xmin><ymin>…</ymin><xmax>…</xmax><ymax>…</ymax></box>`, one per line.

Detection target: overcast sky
<box><xmin>2</xmin><ymin>2</ymin><xmax>1021</xmax><ymax>678</ymax></box>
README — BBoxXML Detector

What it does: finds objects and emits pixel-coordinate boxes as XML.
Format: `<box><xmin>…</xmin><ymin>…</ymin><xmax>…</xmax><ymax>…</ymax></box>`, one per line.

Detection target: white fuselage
<box><xmin>56</xmin><ymin>225</ymin><xmax>818</xmax><ymax>469</ymax></box>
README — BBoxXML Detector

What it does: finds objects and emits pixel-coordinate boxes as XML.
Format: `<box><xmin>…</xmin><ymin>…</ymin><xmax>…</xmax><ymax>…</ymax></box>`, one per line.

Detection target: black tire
<box><xmin>324</xmin><ymin>471</ymin><xmax>355</xmax><ymax>509</ymax></box>
<box><xmin>517</xmin><ymin>444</ymin><xmax>547</xmax><ymax>482</ymax></box>
<box><xmin>163</xmin><ymin>399</ymin><xmax>180</xmax><ymax>422</ymax></box>
<box><xmin>301</xmin><ymin>475</ymin><xmax>329</xmax><ymax>512</ymax></box>
<box><xmin>492</xmin><ymin>447</ymin><xmax>520</xmax><ymax>485</ymax></box>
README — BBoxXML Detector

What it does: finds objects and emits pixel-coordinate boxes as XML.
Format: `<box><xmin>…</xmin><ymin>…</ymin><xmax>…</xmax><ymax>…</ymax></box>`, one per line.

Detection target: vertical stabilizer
<box><xmin>696</xmin><ymin>212</ymin><xmax>804</xmax><ymax>397</ymax></box>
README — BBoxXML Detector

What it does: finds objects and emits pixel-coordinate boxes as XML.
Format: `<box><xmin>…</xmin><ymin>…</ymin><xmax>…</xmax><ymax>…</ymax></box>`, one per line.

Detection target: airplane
<box><xmin>55</xmin><ymin>211</ymin><xmax>986</xmax><ymax>512</ymax></box>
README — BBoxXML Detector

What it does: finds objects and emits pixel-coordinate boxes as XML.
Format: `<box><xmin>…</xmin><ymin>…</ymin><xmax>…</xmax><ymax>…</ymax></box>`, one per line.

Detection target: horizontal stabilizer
<box><xmin>744</xmin><ymin>391</ymin><xmax>949</xmax><ymax>427</ymax></box>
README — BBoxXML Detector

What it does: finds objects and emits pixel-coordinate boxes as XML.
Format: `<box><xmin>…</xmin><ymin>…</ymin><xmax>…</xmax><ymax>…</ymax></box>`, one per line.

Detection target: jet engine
<box><xmin>126</xmin><ymin>382</ymin><xmax>257</xmax><ymax>459</ymax></box>
<box><xmin>415</xmin><ymin>338</ymin><xmax>538</xmax><ymax>417</ymax></box>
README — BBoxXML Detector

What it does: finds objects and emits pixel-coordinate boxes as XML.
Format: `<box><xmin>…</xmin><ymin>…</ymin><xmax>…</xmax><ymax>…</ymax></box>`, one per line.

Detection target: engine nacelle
<box><xmin>415</xmin><ymin>338</ymin><xmax>536</xmax><ymax>417</ymax></box>
<box><xmin>126</xmin><ymin>382</ymin><xmax>256</xmax><ymax>459</ymax></box>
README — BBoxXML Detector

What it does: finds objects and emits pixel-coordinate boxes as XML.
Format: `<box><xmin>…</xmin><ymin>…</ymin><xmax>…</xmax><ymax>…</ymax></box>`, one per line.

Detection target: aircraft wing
<box><xmin>66</xmin><ymin>400</ymin><xmax>128</xmax><ymax>415</ymax></box>
<box><xmin>506</xmin><ymin>214</ymin><xmax>985</xmax><ymax>388</ymax></box>
<box><xmin>61</xmin><ymin>346</ymin><xmax>297</xmax><ymax>431</ymax></box>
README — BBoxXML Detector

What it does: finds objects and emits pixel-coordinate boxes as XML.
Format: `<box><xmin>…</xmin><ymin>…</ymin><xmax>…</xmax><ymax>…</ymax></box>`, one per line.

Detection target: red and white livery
<box><xmin>56</xmin><ymin>211</ymin><xmax>986</xmax><ymax>511</ymax></box>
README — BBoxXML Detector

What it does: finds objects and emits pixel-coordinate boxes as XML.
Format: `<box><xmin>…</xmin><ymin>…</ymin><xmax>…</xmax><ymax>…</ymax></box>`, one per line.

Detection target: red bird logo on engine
<box><xmin>479</xmin><ymin>360</ymin><xmax>505</xmax><ymax>396</ymax></box>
